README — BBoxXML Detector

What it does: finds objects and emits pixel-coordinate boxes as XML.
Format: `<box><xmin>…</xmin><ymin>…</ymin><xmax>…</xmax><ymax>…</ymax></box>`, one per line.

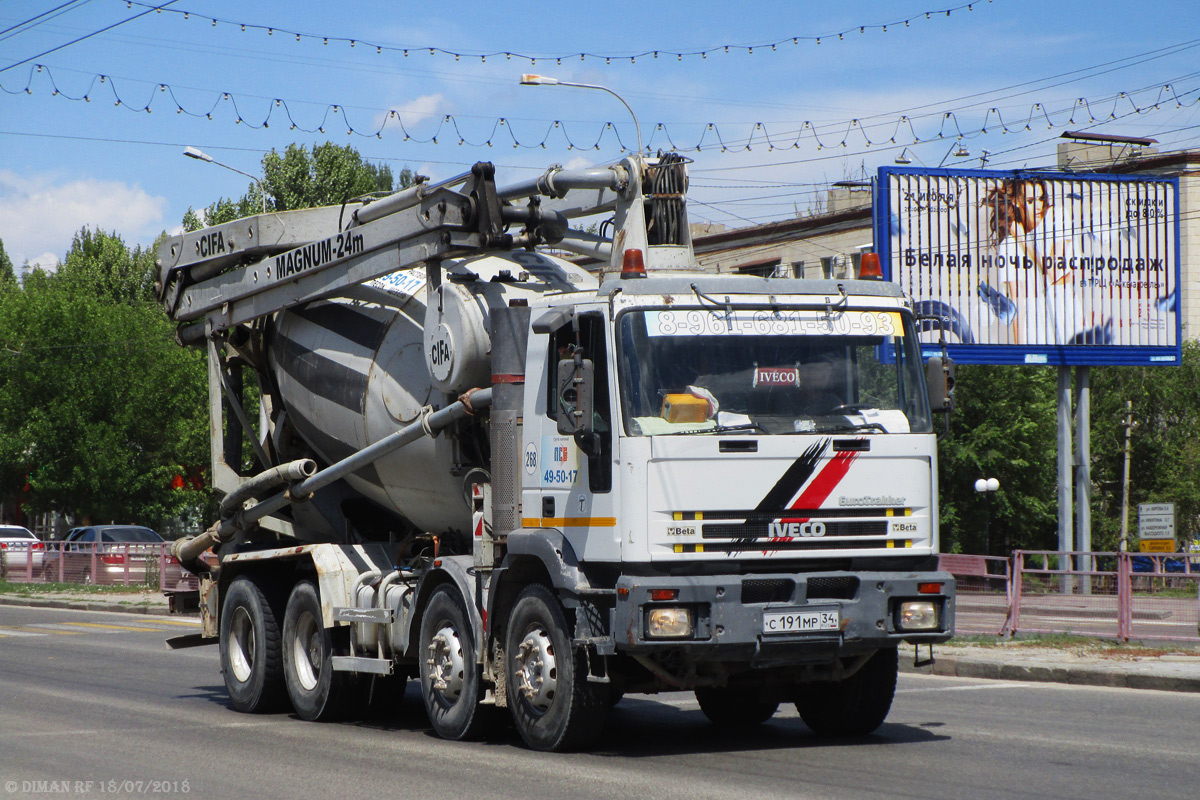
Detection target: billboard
<box><xmin>874</xmin><ymin>167</ymin><xmax>1180</xmax><ymax>365</ymax></box>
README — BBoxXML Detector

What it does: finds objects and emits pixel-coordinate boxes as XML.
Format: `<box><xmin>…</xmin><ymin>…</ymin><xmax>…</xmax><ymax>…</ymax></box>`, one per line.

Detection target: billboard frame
<box><xmin>874</xmin><ymin>166</ymin><xmax>1182</xmax><ymax>366</ymax></box>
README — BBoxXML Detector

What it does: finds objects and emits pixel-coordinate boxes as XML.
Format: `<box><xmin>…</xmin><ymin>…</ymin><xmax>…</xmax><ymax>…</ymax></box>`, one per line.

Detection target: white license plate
<box><xmin>762</xmin><ymin>608</ymin><xmax>840</xmax><ymax>635</ymax></box>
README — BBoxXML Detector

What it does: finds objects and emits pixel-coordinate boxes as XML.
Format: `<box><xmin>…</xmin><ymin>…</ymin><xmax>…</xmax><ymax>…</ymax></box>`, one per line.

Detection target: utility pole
<box><xmin>1119</xmin><ymin>400</ymin><xmax>1135</xmax><ymax>553</ymax></box>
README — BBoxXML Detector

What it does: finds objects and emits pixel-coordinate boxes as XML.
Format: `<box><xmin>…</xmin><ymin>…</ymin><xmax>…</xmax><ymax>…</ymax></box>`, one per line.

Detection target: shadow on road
<box><xmin>187</xmin><ymin>679</ymin><xmax>951</xmax><ymax>755</ymax></box>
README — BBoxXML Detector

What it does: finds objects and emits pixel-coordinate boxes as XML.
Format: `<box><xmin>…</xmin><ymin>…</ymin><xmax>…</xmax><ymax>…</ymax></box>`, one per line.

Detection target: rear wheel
<box><xmin>219</xmin><ymin>577</ymin><xmax>286</xmax><ymax>713</ymax></box>
<box><xmin>695</xmin><ymin>686</ymin><xmax>779</xmax><ymax>727</ymax></box>
<box><xmin>795</xmin><ymin>648</ymin><xmax>898</xmax><ymax>736</ymax></box>
<box><xmin>282</xmin><ymin>581</ymin><xmax>357</xmax><ymax>721</ymax></box>
<box><xmin>418</xmin><ymin>586</ymin><xmax>490</xmax><ymax>740</ymax></box>
<box><xmin>505</xmin><ymin>584</ymin><xmax>608</xmax><ymax>752</ymax></box>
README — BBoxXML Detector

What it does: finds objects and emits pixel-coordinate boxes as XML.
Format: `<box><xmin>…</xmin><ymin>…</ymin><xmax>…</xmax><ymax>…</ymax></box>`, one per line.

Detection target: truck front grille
<box><xmin>741</xmin><ymin>578</ymin><xmax>795</xmax><ymax>604</ymax></box>
<box><xmin>701</xmin><ymin>520</ymin><xmax>888</xmax><ymax>539</ymax></box>
<box><xmin>806</xmin><ymin>576</ymin><xmax>859</xmax><ymax>600</ymax></box>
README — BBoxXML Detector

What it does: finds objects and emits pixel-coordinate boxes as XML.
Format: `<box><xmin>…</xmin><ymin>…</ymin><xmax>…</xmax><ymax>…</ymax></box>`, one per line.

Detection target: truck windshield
<box><xmin>616</xmin><ymin>308</ymin><xmax>932</xmax><ymax>436</ymax></box>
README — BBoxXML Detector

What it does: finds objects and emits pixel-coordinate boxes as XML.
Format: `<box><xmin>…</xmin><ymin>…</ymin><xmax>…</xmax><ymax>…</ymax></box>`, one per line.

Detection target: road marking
<box><xmin>0</xmin><ymin>626</ymin><xmax>85</xmax><ymax>636</ymax></box>
<box><xmin>143</xmin><ymin>618</ymin><xmax>201</xmax><ymax>626</ymax></box>
<box><xmin>58</xmin><ymin>621</ymin><xmax>168</xmax><ymax>632</ymax></box>
<box><xmin>897</xmin><ymin>682</ymin><xmax>1049</xmax><ymax>694</ymax></box>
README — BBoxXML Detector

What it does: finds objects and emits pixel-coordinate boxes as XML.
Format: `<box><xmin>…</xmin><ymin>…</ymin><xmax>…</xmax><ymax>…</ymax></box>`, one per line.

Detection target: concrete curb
<box><xmin>901</xmin><ymin>654</ymin><xmax>1200</xmax><ymax>693</ymax></box>
<box><xmin>0</xmin><ymin>594</ymin><xmax>188</xmax><ymax>617</ymax></box>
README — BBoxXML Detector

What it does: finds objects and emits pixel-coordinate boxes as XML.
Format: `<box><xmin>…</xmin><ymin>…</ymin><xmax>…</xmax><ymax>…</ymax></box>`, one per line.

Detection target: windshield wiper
<box><xmin>822</xmin><ymin>421</ymin><xmax>888</xmax><ymax>434</ymax></box>
<box><xmin>661</xmin><ymin>422</ymin><xmax>765</xmax><ymax>436</ymax></box>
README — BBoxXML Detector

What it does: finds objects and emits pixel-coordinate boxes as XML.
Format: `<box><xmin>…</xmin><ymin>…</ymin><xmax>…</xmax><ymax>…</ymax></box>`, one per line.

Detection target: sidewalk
<box><xmin>4</xmin><ymin>589</ymin><xmax>1200</xmax><ymax>693</ymax></box>
<box><xmin>0</xmin><ymin>588</ymin><xmax>178</xmax><ymax>616</ymax></box>
<box><xmin>901</xmin><ymin>640</ymin><xmax>1200</xmax><ymax>693</ymax></box>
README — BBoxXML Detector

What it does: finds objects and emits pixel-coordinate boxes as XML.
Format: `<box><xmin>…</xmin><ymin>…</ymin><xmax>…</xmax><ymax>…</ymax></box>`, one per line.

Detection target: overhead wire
<box><xmin>0</xmin><ymin>0</ymin><xmax>96</xmax><ymax>43</ymax></box>
<box><xmin>1</xmin><ymin>0</ymin><xmax>181</xmax><ymax>73</ymax></box>
<box><xmin>4</xmin><ymin>60</ymin><xmax>1196</xmax><ymax>154</ymax></box>
<box><xmin>110</xmin><ymin>0</ymin><xmax>993</xmax><ymax>64</ymax></box>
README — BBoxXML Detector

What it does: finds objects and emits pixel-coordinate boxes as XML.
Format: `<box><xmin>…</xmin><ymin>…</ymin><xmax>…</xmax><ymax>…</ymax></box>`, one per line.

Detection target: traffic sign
<box><xmin>1138</xmin><ymin>502</ymin><xmax>1176</xmax><ymax>540</ymax></box>
<box><xmin>1139</xmin><ymin>539</ymin><xmax>1176</xmax><ymax>553</ymax></box>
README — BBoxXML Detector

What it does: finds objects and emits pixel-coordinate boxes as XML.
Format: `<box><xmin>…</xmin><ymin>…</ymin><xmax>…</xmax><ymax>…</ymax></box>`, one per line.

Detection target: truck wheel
<box><xmin>418</xmin><ymin>585</ymin><xmax>490</xmax><ymax>740</ymax></box>
<box><xmin>695</xmin><ymin>687</ymin><xmax>779</xmax><ymax>727</ymax></box>
<box><xmin>283</xmin><ymin>581</ymin><xmax>357</xmax><ymax>721</ymax></box>
<box><xmin>795</xmin><ymin>647</ymin><xmax>898</xmax><ymax>736</ymax></box>
<box><xmin>505</xmin><ymin>584</ymin><xmax>608</xmax><ymax>752</ymax></box>
<box><xmin>219</xmin><ymin>576</ymin><xmax>287</xmax><ymax>713</ymax></box>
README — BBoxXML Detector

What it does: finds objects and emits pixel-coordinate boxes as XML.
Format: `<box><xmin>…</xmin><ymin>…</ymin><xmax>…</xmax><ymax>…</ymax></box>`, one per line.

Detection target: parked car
<box><xmin>0</xmin><ymin>525</ymin><xmax>44</xmax><ymax>577</ymax></box>
<box><xmin>43</xmin><ymin>525</ymin><xmax>177</xmax><ymax>586</ymax></box>
<box><xmin>38</xmin><ymin>528</ymin><xmax>85</xmax><ymax>581</ymax></box>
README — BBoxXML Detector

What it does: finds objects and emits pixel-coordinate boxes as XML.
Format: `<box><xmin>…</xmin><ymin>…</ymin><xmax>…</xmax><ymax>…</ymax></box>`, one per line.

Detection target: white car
<box><xmin>0</xmin><ymin>525</ymin><xmax>45</xmax><ymax>577</ymax></box>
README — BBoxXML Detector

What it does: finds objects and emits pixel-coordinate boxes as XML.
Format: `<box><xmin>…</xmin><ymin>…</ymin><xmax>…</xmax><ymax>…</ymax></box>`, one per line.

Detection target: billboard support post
<box><xmin>1057</xmin><ymin>367</ymin><xmax>1074</xmax><ymax>594</ymax></box>
<box><xmin>1075</xmin><ymin>366</ymin><xmax>1092</xmax><ymax>594</ymax></box>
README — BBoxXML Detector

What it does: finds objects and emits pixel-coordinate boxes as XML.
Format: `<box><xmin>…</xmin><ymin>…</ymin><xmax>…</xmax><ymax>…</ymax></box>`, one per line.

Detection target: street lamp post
<box><xmin>974</xmin><ymin>477</ymin><xmax>1000</xmax><ymax>555</ymax></box>
<box><xmin>520</xmin><ymin>74</ymin><xmax>643</xmax><ymax>157</ymax></box>
<box><xmin>183</xmin><ymin>147</ymin><xmax>267</xmax><ymax>214</ymax></box>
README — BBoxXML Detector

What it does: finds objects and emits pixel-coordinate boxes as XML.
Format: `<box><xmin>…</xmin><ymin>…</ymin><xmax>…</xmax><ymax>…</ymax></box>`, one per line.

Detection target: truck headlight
<box><xmin>646</xmin><ymin>607</ymin><xmax>693</xmax><ymax>639</ymax></box>
<box><xmin>896</xmin><ymin>600</ymin><xmax>939</xmax><ymax>631</ymax></box>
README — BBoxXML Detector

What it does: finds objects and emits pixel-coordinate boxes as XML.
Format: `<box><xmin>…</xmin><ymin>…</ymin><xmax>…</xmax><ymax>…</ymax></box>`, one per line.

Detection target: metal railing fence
<box><xmin>943</xmin><ymin>550</ymin><xmax>1200</xmax><ymax>643</ymax></box>
<box><xmin>0</xmin><ymin>541</ymin><xmax>197</xmax><ymax>593</ymax></box>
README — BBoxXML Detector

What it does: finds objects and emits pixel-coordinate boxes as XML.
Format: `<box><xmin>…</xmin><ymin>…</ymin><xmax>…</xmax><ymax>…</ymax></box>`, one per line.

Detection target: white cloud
<box><xmin>26</xmin><ymin>252</ymin><xmax>59</xmax><ymax>272</ymax></box>
<box><xmin>374</xmin><ymin>93</ymin><xmax>450</xmax><ymax>136</ymax></box>
<box><xmin>0</xmin><ymin>171</ymin><xmax>166</xmax><ymax>268</ymax></box>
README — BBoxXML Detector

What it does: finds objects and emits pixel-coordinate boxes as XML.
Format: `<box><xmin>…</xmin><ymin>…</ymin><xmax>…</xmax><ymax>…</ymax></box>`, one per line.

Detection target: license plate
<box><xmin>762</xmin><ymin>608</ymin><xmax>840</xmax><ymax>635</ymax></box>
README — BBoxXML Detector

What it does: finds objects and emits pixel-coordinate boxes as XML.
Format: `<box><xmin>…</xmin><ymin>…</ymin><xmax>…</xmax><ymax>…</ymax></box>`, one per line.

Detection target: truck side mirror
<box><xmin>925</xmin><ymin>356</ymin><xmax>955</xmax><ymax>413</ymax></box>
<box><xmin>557</xmin><ymin>357</ymin><xmax>595</xmax><ymax>436</ymax></box>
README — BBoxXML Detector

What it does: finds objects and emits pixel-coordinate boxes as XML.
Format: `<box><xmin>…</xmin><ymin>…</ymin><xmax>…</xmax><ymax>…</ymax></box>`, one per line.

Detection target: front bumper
<box><xmin>610</xmin><ymin>570</ymin><xmax>955</xmax><ymax>665</ymax></box>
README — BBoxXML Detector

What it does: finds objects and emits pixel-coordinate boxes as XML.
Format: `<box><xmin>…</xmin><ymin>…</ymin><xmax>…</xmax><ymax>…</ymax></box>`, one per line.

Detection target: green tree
<box><xmin>1089</xmin><ymin>343</ymin><xmax>1200</xmax><ymax>549</ymax></box>
<box><xmin>56</xmin><ymin>228</ymin><xmax>157</xmax><ymax>302</ymax></box>
<box><xmin>186</xmin><ymin>142</ymin><xmax>414</xmax><ymax>230</ymax></box>
<box><xmin>0</xmin><ymin>239</ymin><xmax>17</xmax><ymax>291</ymax></box>
<box><xmin>937</xmin><ymin>365</ymin><xmax>1060</xmax><ymax>555</ymax></box>
<box><xmin>0</xmin><ymin>233</ymin><xmax>209</xmax><ymax>526</ymax></box>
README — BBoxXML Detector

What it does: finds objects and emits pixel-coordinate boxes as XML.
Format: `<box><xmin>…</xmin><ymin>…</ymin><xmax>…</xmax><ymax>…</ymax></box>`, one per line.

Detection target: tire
<box><xmin>795</xmin><ymin>648</ymin><xmax>899</xmax><ymax>736</ymax></box>
<box><xmin>695</xmin><ymin>686</ymin><xmax>779</xmax><ymax>727</ymax></box>
<box><xmin>505</xmin><ymin>584</ymin><xmax>608</xmax><ymax>752</ymax></box>
<box><xmin>219</xmin><ymin>576</ymin><xmax>287</xmax><ymax>713</ymax></box>
<box><xmin>418</xmin><ymin>585</ymin><xmax>491</xmax><ymax>740</ymax></box>
<box><xmin>282</xmin><ymin>580</ymin><xmax>358</xmax><ymax>721</ymax></box>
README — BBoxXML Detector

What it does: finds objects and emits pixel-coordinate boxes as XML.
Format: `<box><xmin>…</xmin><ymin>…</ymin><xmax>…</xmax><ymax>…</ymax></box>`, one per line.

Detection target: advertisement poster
<box><xmin>875</xmin><ymin>168</ymin><xmax>1180</xmax><ymax>366</ymax></box>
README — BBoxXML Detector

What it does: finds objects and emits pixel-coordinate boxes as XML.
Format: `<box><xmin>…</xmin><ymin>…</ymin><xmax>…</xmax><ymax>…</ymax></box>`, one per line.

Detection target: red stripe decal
<box><xmin>785</xmin><ymin>450</ymin><xmax>860</xmax><ymax>517</ymax></box>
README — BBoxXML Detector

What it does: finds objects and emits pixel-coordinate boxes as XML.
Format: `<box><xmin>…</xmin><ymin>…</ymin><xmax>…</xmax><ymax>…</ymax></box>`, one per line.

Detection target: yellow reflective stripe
<box><xmin>0</xmin><ymin>626</ymin><xmax>85</xmax><ymax>636</ymax></box>
<box><xmin>521</xmin><ymin>517</ymin><xmax>617</xmax><ymax>528</ymax></box>
<box><xmin>59</xmin><ymin>621</ymin><xmax>165</xmax><ymax>632</ymax></box>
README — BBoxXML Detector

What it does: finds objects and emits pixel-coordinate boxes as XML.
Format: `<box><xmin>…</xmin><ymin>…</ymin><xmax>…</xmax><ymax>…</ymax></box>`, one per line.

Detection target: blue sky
<box><xmin>2</xmin><ymin>0</ymin><xmax>1197</xmax><ymax>271</ymax></box>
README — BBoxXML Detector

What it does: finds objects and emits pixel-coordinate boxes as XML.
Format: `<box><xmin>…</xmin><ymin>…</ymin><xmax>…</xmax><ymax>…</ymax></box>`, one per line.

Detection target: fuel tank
<box><xmin>266</xmin><ymin>250</ymin><xmax>596</xmax><ymax>536</ymax></box>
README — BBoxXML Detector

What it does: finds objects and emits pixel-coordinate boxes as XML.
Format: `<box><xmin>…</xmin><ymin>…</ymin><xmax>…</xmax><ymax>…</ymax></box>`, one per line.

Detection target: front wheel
<box><xmin>418</xmin><ymin>586</ymin><xmax>490</xmax><ymax>740</ymax></box>
<box><xmin>695</xmin><ymin>686</ymin><xmax>779</xmax><ymax>727</ymax></box>
<box><xmin>282</xmin><ymin>581</ymin><xmax>358</xmax><ymax>721</ymax></box>
<box><xmin>219</xmin><ymin>576</ymin><xmax>286</xmax><ymax>713</ymax></box>
<box><xmin>795</xmin><ymin>648</ymin><xmax>898</xmax><ymax>736</ymax></box>
<box><xmin>505</xmin><ymin>584</ymin><xmax>608</xmax><ymax>752</ymax></box>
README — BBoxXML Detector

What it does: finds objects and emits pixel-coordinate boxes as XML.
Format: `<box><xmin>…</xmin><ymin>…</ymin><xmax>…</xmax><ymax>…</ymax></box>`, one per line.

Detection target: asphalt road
<box><xmin>2</xmin><ymin>605</ymin><xmax>1198</xmax><ymax>800</ymax></box>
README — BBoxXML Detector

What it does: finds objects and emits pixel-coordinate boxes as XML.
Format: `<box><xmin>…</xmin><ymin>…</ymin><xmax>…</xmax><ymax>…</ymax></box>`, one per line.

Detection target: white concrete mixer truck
<box><xmin>158</xmin><ymin>151</ymin><xmax>955</xmax><ymax>751</ymax></box>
